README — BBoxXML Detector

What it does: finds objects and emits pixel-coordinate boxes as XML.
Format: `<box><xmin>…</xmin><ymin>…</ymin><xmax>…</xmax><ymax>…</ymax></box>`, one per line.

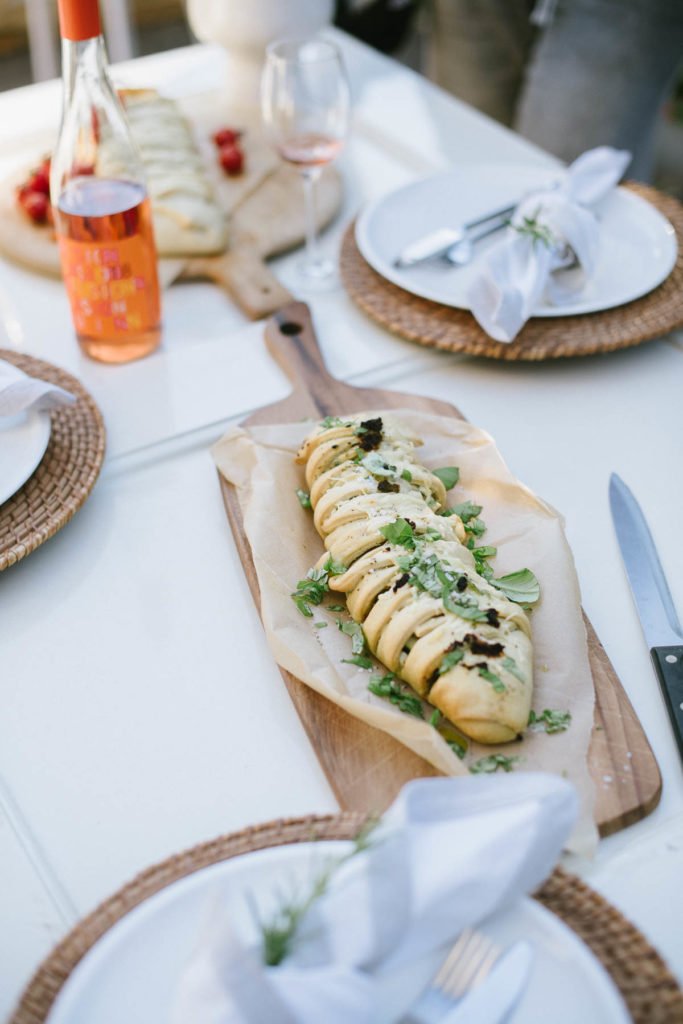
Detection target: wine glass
<box><xmin>261</xmin><ymin>36</ymin><xmax>350</xmax><ymax>286</ymax></box>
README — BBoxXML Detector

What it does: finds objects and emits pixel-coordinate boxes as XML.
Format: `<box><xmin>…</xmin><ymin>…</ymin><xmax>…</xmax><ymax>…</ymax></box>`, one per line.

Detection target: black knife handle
<box><xmin>650</xmin><ymin>646</ymin><xmax>683</xmax><ymax>761</ymax></box>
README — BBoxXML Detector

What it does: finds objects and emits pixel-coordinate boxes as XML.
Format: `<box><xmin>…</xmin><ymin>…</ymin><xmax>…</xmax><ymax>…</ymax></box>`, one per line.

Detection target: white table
<box><xmin>1</xmin><ymin>35</ymin><xmax>682</xmax><ymax>1021</ymax></box>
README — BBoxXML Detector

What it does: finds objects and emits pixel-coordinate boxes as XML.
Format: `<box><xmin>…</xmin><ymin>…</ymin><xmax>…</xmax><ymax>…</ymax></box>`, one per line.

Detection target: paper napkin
<box><xmin>172</xmin><ymin>773</ymin><xmax>577</xmax><ymax>1024</ymax></box>
<box><xmin>468</xmin><ymin>146</ymin><xmax>631</xmax><ymax>342</ymax></box>
<box><xmin>0</xmin><ymin>358</ymin><xmax>75</xmax><ymax>417</ymax></box>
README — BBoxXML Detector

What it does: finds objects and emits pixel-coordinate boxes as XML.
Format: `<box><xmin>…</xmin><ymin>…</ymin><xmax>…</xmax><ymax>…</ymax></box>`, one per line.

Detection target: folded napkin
<box><xmin>0</xmin><ymin>358</ymin><xmax>75</xmax><ymax>418</ymax></box>
<box><xmin>468</xmin><ymin>146</ymin><xmax>631</xmax><ymax>342</ymax></box>
<box><xmin>172</xmin><ymin>774</ymin><xmax>577</xmax><ymax>1024</ymax></box>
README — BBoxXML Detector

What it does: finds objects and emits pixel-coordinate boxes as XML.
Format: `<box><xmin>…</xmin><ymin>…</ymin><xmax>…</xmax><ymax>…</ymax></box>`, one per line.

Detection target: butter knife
<box><xmin>394</xmin><ymin>202</ymin><xmax>515</xmax><ymax>268</ymax></box>
<box><xmin>609</xmin><ymin>473</ymin><xmax>683</xmax><ymax>760</ymax></box>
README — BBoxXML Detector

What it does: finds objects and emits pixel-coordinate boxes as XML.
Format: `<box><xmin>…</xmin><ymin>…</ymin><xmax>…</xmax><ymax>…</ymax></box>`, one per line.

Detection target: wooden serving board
<box><xmin>0</xmin><ymin>96</ymin><xmax>343</xmax><ymax>320</ymax></box>
<box><xmin>219</xmin><ymin>302</ymin><xmax>662</xmax><ymax>837</ymax></box>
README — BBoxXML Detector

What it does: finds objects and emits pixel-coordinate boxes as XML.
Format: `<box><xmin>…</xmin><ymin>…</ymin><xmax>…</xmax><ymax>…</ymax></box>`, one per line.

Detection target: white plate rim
<box><xmin>355</xmin><ymin>167</ymin><xmax>678</xmax><ymax>317</ymax></box>
<box><xmin>45</xmin><ymin>839</ymin><xmax>630</xmax><ymax>1024</ymax></box>
<box><xmin>0</xmin><ymin>407</ymin><xmax>50</xmax><ymax>506</ymax></box>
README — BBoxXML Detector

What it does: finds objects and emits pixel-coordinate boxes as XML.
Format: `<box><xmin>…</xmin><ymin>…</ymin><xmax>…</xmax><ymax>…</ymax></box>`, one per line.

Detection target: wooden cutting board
<box><xmin>219</xmin><ymin>302</ymin><xmax>662</xmax><ymax>837</ymax></box>
<box><xmin>0</xmin><ymin>101</ymin><xmax>342</xmax><ymax>320</ymax></box>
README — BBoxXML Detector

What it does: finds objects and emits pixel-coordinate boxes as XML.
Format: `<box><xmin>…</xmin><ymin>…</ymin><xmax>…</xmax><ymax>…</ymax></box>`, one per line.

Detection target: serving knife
<box><xmin>609</xmin><ymin>473</ymin><xmax>683</xmax><ymax>760</ymax></box>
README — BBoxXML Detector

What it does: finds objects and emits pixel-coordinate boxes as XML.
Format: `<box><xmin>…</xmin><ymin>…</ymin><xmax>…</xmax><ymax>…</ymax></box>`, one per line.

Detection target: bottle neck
<box><xmin>61</xmin><ymin>34</ymin><xmax>109</xmax><ymax>107</ymax></box>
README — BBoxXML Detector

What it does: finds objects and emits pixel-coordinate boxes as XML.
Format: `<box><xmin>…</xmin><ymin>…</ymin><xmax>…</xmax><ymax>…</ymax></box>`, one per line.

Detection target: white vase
<box><xmin>187</xmin><ymin>0</ymin><xmax>335</xmax><ymax>58</ymax></box>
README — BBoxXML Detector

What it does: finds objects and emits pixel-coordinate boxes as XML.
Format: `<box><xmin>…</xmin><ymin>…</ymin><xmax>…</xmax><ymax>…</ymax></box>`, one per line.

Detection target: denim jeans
<box><xmin>429</xmin><ymin>0</ymin><xmax>683</xmax><ymax>180</ymax></box>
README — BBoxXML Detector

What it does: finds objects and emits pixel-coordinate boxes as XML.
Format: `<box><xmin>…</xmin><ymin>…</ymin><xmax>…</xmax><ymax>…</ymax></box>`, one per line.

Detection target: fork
<box><xmin>406</xmin><ymin>929</ymin><xmax>501</xmax><ymax>1024</ymax></box>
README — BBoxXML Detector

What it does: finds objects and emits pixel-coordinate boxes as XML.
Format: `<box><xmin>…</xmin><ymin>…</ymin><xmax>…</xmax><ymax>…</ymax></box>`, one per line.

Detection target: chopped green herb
<box><xmin>439</xmin><ymin>648</ymin><xmax>465</xmax><ymax>674</ymax></box>
<box><xmin>478</xmin><ymin>667</ymin><xmax>506</xmax><ymax>693</ymax></box>
<box><xmin>379</xmin><ymin>518</ymin><xmax>416</xmax><ymax>549</ymax></box>
<box><xmin>528</xmin><ymin>708</ymin><xmax>572</xmax><ymax>734</ymax></box>
<box><xmin>512</xmin><ymin>212</ymin><xmax>555</xmax><ymax>248</ymax></box>
<box><xmin>314</xmin><ymin>621</ymin><xmax>328</xmax><ymax>629</ymax></box>
<box><xmin>342</xmin><ymin>655</ymin><xmax>374</xmax><ymax>670</ymax></box>
<box><xmin>328</xmin><ymin>603</ymin><xmax>346</xmax><ymax>612</ymax></box>
<box><xmin>295</xmin><ymin>488</ymin><xmax>312</xmax><ymax>509</ymax></box>
<box><xmin>368</xmin><ymin>674</ymin><xmax>424</xmax><ymax>718</ymax></box>
<box><xmin>319</xmin><ymin>416</ymin><xmax>347</xmax><ymax>430</ymax></box>
<box><xmin>469</xmin><ymin>754</ymin><xmax>520</xmax><ymax>774</ymax></box>
<box><xmin>447</xmin><ymin>737</ymin><xmax>468</xmax><ymax>760</ymax></box>
<box><xmin>401</xmin><ymin>469</ymin><xmax>413</xmax><ymax>482</ymax></box>
<box><xmin>429</xmin><ymin>708</ymin><xmax>441</xmax><ymax>727</ymax></box>
<box><xmin>449</xmin><ymin>500</ymin><xmax>483</xmax><ymax>523</ymax></box>
<box><xmin>291</xmin><ymin>557</ymin><xmax>346</xmax><ymax>617</ymax></box>
<box><xmin>338</xmin><ymin>619</ymin><xmax>366</xmax><ymax>655</ymax></box>
<box><xmin>502</xmin><ymin>655</ymin><xmax>526</xmax><ymax>684</ymax></box>
<box><xmin>491</xmin><ymin>569</ymin><xmax>540</xmax><ymax>606</ymax></box>
<box><xmin>433</xmin><ymin>466</ymin><xmax>460</xmax><ymax>490</ymax></box>
<box><xmin>465</xmin><ymin>518</ymin><xmax>487</xmax><ymax>538</ymax></box>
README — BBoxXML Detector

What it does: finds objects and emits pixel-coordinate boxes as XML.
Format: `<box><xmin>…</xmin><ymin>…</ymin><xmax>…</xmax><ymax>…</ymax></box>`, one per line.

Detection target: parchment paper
<box><xmin>213</xmin><ymin>410</ymin><xmax>597</xmax><ymax>854</ymax></box>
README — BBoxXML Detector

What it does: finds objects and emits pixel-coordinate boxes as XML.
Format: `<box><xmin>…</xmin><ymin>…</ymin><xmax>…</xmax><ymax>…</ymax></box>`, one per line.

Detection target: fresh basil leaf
<box><xmin>338</xmin><ymin>619</ymin><xmax>367</xmax><ymax>655</ymax></box>
<box><xmin>433</xmin><ymin>466</ymin><xmax>460</xmax><ymax>490</ymax></box>
<box><xmin>314</xmin><ymin>621</ymin><xmax>328</xmax><ymax>629</ymax></box>
<box><xmin>342</xmin><ymin>655</ymin><xmax>374</xmax><ymax>669</ymax></box>
<box><xmin>429</xmin><ymin>708</ymin><xmax>441</xmax><ymax>727</ymax></box>
<box><xmin>324</xmin><ymin>556</ymin><xmax>347</xmax><ymax>577</ymax></box>
<box><xmin>469</xmin><ymin>755</ymin><xmax>520</xmax><ymax>774</ymax></box>
<box><xmin>368</xmin><ymin>674</ymin><xmax>424</xmax><ymax>718</ymax></box>
<box><xmin>492</xmin><ymin>568</ymin><xmax>540</xmax><ymax>605</ymax></box>
<box><xmin>401</xmin><ymin>469</ymin><xmax>413</xmax><ymax>482</ymax></box>
<box><xmin>379</xmin><ymin>518</ymin><xmax>416</xmax><ymax>550</ymax></box>
<box><xmin>478</xmin><ymin>667</ymin><xmax>506</xmax><ymax>693</ymax></box>
<box><xmin>449</xmin><ymin>500</ymin><xmax>482</xmax><ymax>523</ymax></box>
<box><xmin>327</xmin><ymin>603</ymin><xmax>346</xmax><ymax>612</ymax></box>
<box><xmin>447</xmin><ymin>737</ymin><xmax>468</xmax><ymax>760</ymax></box>
<box><xmin>319</xmin><ymin>416</ymin><xmax>348</xmax><ymax>430</ymax></box>
<box><xmin>528</xmin><ymin>708</ymin><xmax>571</xmax><ymax>734</ymax></box>
<box><xmin>438</xmin><ymin>648</ymin><xmax>465</xmax><ymax>675</ymax></box>
<box><xmin>502</xmin><ymin>655</ymin><xmax>526</xmax><ymax>684</ymax></box>
<box><xmin>295</xmin><ymin>488</ymin><xmax>312</xmax><ymax>509</ymax></box>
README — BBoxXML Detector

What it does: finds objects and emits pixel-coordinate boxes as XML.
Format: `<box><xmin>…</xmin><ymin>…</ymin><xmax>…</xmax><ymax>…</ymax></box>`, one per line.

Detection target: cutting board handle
<box><xmin>264</xmin><ymin>302</ymin><xmax>339</xmax><ymax>407</ymax></box>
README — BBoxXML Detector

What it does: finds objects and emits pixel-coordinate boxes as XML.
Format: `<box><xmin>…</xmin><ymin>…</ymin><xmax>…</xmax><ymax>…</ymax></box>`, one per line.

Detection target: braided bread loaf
<box><xmin>296</xmin><ymin>415</ymin><xmax>533</xmax><ymax>744</ymax></box>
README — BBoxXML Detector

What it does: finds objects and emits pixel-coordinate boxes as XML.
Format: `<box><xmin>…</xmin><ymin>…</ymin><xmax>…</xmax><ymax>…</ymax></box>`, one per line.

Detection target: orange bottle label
<box><xmin>58</xmin><ymin>233</ymin><xmax>160</xmax><ymax>339</ymax></box>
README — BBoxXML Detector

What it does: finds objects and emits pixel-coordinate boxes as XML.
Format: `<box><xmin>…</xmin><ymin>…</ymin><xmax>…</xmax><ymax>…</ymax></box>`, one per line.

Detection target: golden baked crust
<box><xmin>296</xmin><ymin>414</ymin><xmax>534</xmax><ymax>744</ymax></box>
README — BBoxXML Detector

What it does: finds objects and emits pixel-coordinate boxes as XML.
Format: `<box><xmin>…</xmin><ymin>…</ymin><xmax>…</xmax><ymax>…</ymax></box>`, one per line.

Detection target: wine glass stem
<box><xmin>301</xmin><ymin>166</ymin><xmax>322</xmax><ymax>272</ymax></box>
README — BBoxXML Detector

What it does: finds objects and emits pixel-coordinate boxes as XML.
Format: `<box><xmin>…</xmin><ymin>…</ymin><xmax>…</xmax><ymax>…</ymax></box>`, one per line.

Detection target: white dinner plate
<box><xmin>355</xmin><ymin>165</ymin><xmax>678</xmax><ymax>316</ymax></box>
<box><xmin>0</xmin><ymin>407</ymin><xmax>50</xmax><ymax>506</ymax></box>
<box><xmin>46</xmin><ymin>841</ymin><xmax>629</xmax><ymax>1024</ymax></box>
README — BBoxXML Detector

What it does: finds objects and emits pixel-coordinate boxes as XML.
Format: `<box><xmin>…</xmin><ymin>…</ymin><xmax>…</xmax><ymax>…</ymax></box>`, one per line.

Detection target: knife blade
<box><xmin>394</xmin><ymin>203</ymin><xmax>515</xmax><ymax>268</ymax></box>
<box><xmin>437</xmin><ymin>940</ymin><xmax>534</xmax><ymax>1024</ymax></box>
<box><xmin>609</xmin><ymin>473</ymin><xmax>683</xmax><ymax>759</ymax></box>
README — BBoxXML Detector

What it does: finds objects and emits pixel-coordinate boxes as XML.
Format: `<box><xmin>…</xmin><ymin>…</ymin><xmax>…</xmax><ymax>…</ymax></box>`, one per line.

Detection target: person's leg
<box><xmin>515</xmin><ymin>0</ymin><xmax>683</xmax><ymax>180</ymax></box>
<box><xmin>429</xmin><ymin>0</ymin><xmax>537</xmax><ymax>127</ymax></box>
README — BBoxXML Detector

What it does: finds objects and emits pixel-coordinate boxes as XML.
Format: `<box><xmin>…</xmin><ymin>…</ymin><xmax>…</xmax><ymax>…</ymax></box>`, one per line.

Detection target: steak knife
<box><xmin>609</xmin><ymin>473</ymin><xmax>683</xmax><ymax>759</ymax></box>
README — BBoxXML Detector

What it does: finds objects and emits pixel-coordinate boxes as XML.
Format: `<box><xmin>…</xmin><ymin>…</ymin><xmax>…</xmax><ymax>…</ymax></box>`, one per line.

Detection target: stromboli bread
<box><xmin>296</xmin><ymin>415</ymin><xmax>534</xmax><ymax>744</ymax></box>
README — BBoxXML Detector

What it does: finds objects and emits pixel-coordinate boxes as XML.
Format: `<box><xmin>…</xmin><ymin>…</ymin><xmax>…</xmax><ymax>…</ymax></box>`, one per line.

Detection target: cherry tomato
<box><xmin>219</xmin><ymin>143</ymin><xmax>244</xmax><ymax>176</ymax></box>
<box><xmin>213</xmin><ymin>127</ymin><xmax>241</xmax><ymax>147</ymax></box>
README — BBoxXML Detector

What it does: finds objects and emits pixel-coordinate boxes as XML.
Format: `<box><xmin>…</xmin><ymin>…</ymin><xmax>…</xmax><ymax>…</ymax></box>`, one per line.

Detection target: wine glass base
<box><xmin>293</xmin><ymin>257</ymin><xmax>338</xmax><ymax>293</ymax></box>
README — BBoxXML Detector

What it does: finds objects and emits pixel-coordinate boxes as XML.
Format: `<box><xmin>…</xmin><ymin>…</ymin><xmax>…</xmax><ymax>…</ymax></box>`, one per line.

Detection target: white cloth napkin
<box><xmin>172</xmin><ymin>773</ymin><xmax>577</xmax><ymax>1024</ymax></box>
<box><xmin>0</xmin><ymin>358</ymin><xmax>75</xmax><ymax>418</ymax></box>
<box><xmin>468</xmin><ymin>146</ymin><xmax>632</xmax><ymax>342</ymax></box>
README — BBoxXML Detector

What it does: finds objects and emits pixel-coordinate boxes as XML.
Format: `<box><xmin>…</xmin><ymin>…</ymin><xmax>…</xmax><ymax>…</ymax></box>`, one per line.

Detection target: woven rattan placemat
<box><xmin>0</xmin><ymin>351</ymin><xmax>105</xmax><ymax>571</ymax></box>
<box><xmin>10</xmin><ymin>813</ymin><xmax>683</xmax><ymax>1023</ymax></box>
<box><xmin>340</xmin><ymin>182</ymin><xmax>683</xmax><ymax>361</ymax></box>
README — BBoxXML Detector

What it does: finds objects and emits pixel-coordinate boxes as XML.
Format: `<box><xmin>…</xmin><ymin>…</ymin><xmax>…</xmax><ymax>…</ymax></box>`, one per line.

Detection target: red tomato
<box><xmin>219</xmin><ymin>143</ymin><xmax>244</xmax><ymax>176</ymax></box>
<box><xmin>18</xmin><ymin>190</ymin><xmax>50</xmax><ymax>224</ymax></box>
<box><xmin>27</xmin><ymin>168</ymin><xmax>50</xmax><ymax>195</ymax></box>
<box><xmin>213</xmin><ymin>127</ymin><xmax>241</xmax><ymax>147</ymax></box>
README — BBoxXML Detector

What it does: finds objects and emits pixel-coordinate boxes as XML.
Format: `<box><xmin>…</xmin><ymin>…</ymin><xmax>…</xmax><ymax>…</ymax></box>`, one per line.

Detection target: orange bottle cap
<box><xmin>57</xmin><ymin>0</ymin><xmax>102</xmax><ymax>42</ymax></box>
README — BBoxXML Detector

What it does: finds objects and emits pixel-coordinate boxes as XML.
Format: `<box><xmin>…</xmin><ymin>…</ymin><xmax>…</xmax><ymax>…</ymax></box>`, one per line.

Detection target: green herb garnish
<box><xmin>295</xmin><ymin>488</ymin><xmax>312</xmax><ymax>509</ymax></box>
<box><xmin>359</xmin><ymin>452</ymin><xmax>398</xmax><ymax>479</ymax></box>
<box><xmin>469</xmin><ymin>754</ymin><xmax>520</xmax><ymax>774</ymax></box>
<box><xmin>314</xmin><ymin>621</ymin><xmax>328</xmax><ymax>629</ymax></box>
<box><xmin>368</xmin><ymin>673</ymin><xmax>424</xmax><ymax>718</ymax></box>
<box><xmin>512</xmin><ymin>211</ymin><xmax>555</xmax><ymax>248</ymax></box>
<box><xmin>379</xmin><ymin>518</ymin><xmax>416</xmax><ymax>550</ymax></box>
<box><xmin>337</xmin><ymin>619</ymin><xmax>366</xmax><ymax>655</ymax></box>
<box><xmin>319</xmin><ymin>416</ymin><xmax>347</xmax><ymax>430</ymax></box>
<box><xmin>501</xmin><ymin>655</ymin><xmax>526</xmax><ymax>684</ymax></box>
<box><xmin>342</xmin><ymin>655</ymin><xmax>374</xmax><ymax>669</ymax></box>
<box><xmin>255</xmin><ymin>818</ymin><xmax>378</xmax><ymax>966</ymax></box>
<box><xmin>433</xmin><ymin>466</ymin><xmax>460</xmax><ymax>490</ymax></box>
<box><xmin>448</xmin><ymin>500</ymin><xmax>482</xmax><ymax>523</ymax></box>
<box><xmin>438</xmin><ymin>648</ymin><xmax>465</xmax><ymax>674</ymax></box>
<box><xmin>401</xmin><ymin>469</ymin><xmax>413</xmax><ymax>482</ymax></box>
<box><xmin>291</xmin><ymin>557</ymin><xmax>346</xmax><ymax>617</ymax></box>
<box><xmin>478</xmin><ymin>667</ymin><xmax>506</xmax><ymax>693</ymax></box>
<box><xmin>528</xmin><ymin>708</ymin><xmax>571</xmax><ymax>734</ymax></box>
<box><xmin>328</xmin><ymin>603</ymin><xmax>346</xmax><ymax>612</ymax></box>
<box><xmin>491</xmin><ymin>569</ymin><xmax>540</xmax><ymax>606</ymax></box>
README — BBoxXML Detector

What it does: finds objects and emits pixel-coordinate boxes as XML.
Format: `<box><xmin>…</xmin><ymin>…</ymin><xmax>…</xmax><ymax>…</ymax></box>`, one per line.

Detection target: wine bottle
<box><xmin>51</xmin><ymin>0</ymin><xmax>161</xmax><ymax>364</ymax></box>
